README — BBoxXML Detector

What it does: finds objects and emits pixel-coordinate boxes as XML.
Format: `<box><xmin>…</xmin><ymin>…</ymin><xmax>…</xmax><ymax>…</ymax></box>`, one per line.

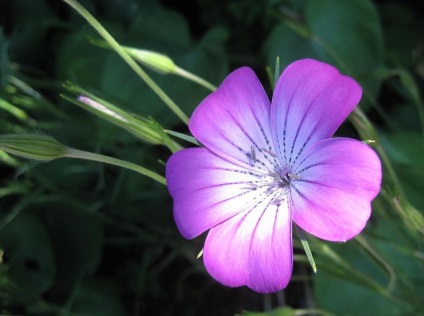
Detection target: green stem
<box><xmin>355</xmin><ymin>235</ymin><xmax>396</xmax><ymax>292</ymax></box>
<box><xmin>65</xmin><ymin>148</ymin><xmax>166</xmax><ymax>185</ymax></box>
<box><xmin>63</xmin><ymin>0</ymin><xmax>189</xmax><ymax>125</ymax></box>
<box><xmin>376</xmin><ymin>143</ymin><xmax>404</xmax><ymax>196</ymax></box>
<box><xmin>174</xmin><ymin>67</ymin><xmax>217</xmax><ymax>92</ymax></box>
<box><xmin>0</xmin><ymin>193</ymin><xmax>37</xmax><ymax>231</ymax></box>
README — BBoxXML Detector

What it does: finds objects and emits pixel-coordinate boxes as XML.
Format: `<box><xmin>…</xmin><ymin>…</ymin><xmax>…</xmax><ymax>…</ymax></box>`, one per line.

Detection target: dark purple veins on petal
<box><xmin>225</xmin><ymin>110</ymin><xmax>279</xmax><ymax>169</ymax></box>
<box><xmin>294</xmin><ymin>162</ymin><xmax>326</xmax><ymax>175</ymax></box>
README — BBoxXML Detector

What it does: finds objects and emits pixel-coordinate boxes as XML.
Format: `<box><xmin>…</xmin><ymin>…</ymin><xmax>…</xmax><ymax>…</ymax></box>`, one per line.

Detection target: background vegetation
<box><xmin>0</xmin><ymin>0</ymin><xmax>423</xmax><ymax>315</ymax></box>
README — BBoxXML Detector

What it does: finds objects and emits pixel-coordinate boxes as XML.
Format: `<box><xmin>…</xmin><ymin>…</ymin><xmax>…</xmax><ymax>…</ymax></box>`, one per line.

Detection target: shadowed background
<box><xmin>0</xmin><ymin>0</ymin><xmax>423</xmax><ymax>315</ymax></box>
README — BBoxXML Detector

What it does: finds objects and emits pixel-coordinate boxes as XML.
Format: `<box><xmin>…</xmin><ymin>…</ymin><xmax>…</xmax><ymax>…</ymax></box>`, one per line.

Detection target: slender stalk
<box><xmin>376</xmin><ymin>143</ymin><xmax>404</xmax><ymax>196</ymax></box>
<box><xmin>355</xmin><ymin>235</ymin><xmax>396</xmax><ymax>291</ymax></box>
<box><xmin>396</xmin><ymin>69</ymin><xmax>424</xmax><ymax>136</ymax></box>
<box><xmin>0</xmin><ymin>193</ymin><xmax>36</xmax><ymax>231</ymax></box>
<box><xmin>273</xmin><ymin>56</ymin><xmax>280</xmax><ymax>89</ymax></box>
<box><xmin>62</xmin><ymin>0</ymin><xmax>189</xmax><ymax>124</ymax></box>
<box><xmin>174</xmin><ymin>67</ymin><xmax>217</xmax><ymax>92</ymax></box>
<box><xmin>65</xmin><ymin>148</ymin><xmax>166</xmax><ymax>185</ymax></box>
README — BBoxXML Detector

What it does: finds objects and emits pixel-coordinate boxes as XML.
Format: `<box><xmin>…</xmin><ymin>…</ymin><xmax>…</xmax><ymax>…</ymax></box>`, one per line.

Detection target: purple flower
<box><xmin>166</xmin><ymin>59</ymin><xmax>382</xmax><ymax>293</ymax></box>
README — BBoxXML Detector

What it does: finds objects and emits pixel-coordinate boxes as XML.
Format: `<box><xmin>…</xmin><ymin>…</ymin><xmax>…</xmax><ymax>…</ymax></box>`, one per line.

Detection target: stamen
<box><xmin>239</xmin><ymin>162</ymin><xmax>299</xmax><ymax>206</ymax></box>
<box><xmin>281</xmin><ymin>174</ymin><xmax>291</xmax><ymax>186</ymax></box>
<box><xmin>246</xmin><ymin>151</ymin><xmax>255</xmax><ymax>167</ymax></box>
<box><xmin>270</xmin><ymin>197</ymin><xmax>285</xmax><ymax>206</ymax></box>
<box><xmin>288</xmin><ymin>173</ymin><xmax>300</xmax><ymax>180</ymax></box>
<box><xmin>262</xmin><ymin>148</ymin><xmax>277</xmax><ymax>157</ymax></box>
<box><xmin>240</xmin><ymin>183</ymin><xmax>259</xmax><ymax>190</ymax></box>
<box><xmin>250</xmin><ymin>146</ymin><xmax>257</xmax><ymax>163</ymax></box>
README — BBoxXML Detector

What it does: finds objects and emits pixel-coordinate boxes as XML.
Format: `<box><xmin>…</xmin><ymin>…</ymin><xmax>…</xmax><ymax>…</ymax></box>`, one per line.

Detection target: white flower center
<box><xmin>265</xmin><ymin>170</ymin><xmax>295</xmax><ymax>206</ymax></box>
<box><xmin>241</xmin><ymin>146</ymin><xmax>300</xmax><ymax>207</ymax></box>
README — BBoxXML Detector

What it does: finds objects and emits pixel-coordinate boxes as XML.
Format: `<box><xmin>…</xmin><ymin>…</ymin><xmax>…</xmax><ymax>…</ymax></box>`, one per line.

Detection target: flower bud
<box><xmin>0</xmin><ymin>134</ymin><xmax>68</xmax><ymax>161</ymax></box>
<box><xmin>77</xmin><ymin>95</ymin><xmax>128</xmax><ymax>123</ymax></box>
<box><xmin>76</xmin><ymin>95</ymin><xmax>163</xmax><ymax>145</ymax></box>
<box><xmin>124</xmin><ymin>48</ymin><xmax>177</xmax><ymax>74</ymax></box>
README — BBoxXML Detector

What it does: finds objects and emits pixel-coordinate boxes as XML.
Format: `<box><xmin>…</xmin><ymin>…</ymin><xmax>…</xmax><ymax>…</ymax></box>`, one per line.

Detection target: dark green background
<box><xmin>0</xmin><ymin>0</ymin><xmax>423</xmax><ymax>315</ymax></box>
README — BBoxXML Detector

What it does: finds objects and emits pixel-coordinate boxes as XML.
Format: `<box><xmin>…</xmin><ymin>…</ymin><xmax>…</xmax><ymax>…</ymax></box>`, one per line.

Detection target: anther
<box><xmin>250</xmin><ymin>146</ymin><xmax>257</xmax><ymax>163</ymax></box>
<box><xmin>287</xmin><ymin>173</ymin><xmax>300</xmax><ymax>180</ymax></box>
<box><xmin>281</xmin><ymin>173</ymin><xmax>291</xmax><ymax>186</ymax></box>
<box><xmin>262</xmin><ymin>148</ymin><xmax>277</xmax><ymax>157</ymax></box>
<box><xmin>241</xmin><ymin>183</ymin><xmax>259</xmax><ymax>191</ymax></box>
<box><xmin>271</xmin><ymin>197</ymin><xmax>285</xmax><ymax>206</ymax></box>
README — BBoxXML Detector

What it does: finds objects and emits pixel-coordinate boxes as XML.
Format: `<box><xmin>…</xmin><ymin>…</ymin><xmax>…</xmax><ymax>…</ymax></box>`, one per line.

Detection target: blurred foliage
<box><xmin>0</xmin><ymin>0</ymin><xmax>424</xmax><ymax>315</ymax></box>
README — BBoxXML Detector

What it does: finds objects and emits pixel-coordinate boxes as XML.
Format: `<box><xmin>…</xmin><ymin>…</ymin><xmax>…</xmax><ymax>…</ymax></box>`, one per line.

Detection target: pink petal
<box><xmin>189</xmin><ymin>67</ymin><xmax>276</xmax><ymax>169</ymax></box>
<box><xmin>271</xmin><ymin>59</ymin><xmax>362</xmax><ymax>168</ymax></box>
<box><xmin>290</xmin><ymin>138</ymin><xmax>382</xmax><ymax>241</ymax></box>
<box><xmin>166</xmin><ymin>147</ymin><xmax>276</xmax><ymax>239</ymax></box>
<box><xmin>204</xmin><ymin>197</ymin><xmax>292</xmax><ymax>293</ymax></box>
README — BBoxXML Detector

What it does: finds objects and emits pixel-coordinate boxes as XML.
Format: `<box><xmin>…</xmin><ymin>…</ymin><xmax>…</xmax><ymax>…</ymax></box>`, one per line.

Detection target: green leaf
<box><xmin>264</xmin><ymin>23</ymin><xmax>316</xmax><ymax>67</ymax></box>
<box><xmin>7</xmin><ymin>0</ymin><xmax>58</xmax><ymax>67</ymax></box>
<box><xmin>295</xmin><ymin>225</ymin><xmax>317</xmax><ymax>273</ymax></box>
<box><xmin>379</xmin><ymin>3</ymin><xmax>416</xmax><ymax>68</ymax></box>
<box><xmin>315</xmin><ymin>271</ymin><xmax>409</xmax><ymax>315</ymax></box>
<box><xmin>0</xmin><ymin>212</ymin><xmax>56</xmax><ymax>294</ymax></box>
<box><xmin>56</xmin><ymin>26</ymin><xmax>114</xmax><ymax>87</ymax></box>
<box><xmin>305</xmin><ymin>0</ymin><xmax>383</xmax><ymax>76</ymax></box>
<box><xmin>264</xmin><ymin>0</ymin><xmax>383</xmax><ymax>107</ymax></box>
<box><xmin>381</xmin><ymin>132</ymin><xmax>424</xmax><ymax>168</ymax></box>
<box><xmin>381</xmin><ymin>132</ymin><xmax>424</xmax><ymax>210</ymax></box>
<box><xmin>0</xmin><ymin>98</ymin><xmax>28</xmax><ymax>121</ymax></box>
<box><xmin>274</xmin><ymin>56</ymin><xmax>280</xmax><ymax>89</ymax></box>
<box><xmin>41</xmin><ymin>205</ymin><xmax>103</xmax><ymax>298</ymax></box>
<box><xmin>314</xmin><ymin>213</ymin><xmax>424</xmax><ymax>315</ymax></box>
<box><xmin>68</xmin><ymin>280</ymin><xmax>127</xmax><ymax>316</ymax></box>
<box><xmin>239</xmin><ymin>307</ymin><xmax>295</xmax><ymax>316</ymax></box>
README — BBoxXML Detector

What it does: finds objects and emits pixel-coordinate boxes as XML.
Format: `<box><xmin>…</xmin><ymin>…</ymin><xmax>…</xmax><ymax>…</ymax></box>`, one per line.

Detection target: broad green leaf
<box><xmin>41</xmin><ymin>205</ymin><xmax>103</xmax><ymax>298</ymax></box>
<box><xmin>315</xmin><ymin>271</ymin><xmax>411</xmax><ymax>316</ymax></box>
<box><xmin>56</xmin><ymin>26</ymin><xmax>114</xmax><ymax>87</ymax></box>
<box><xmin>306</xmin><ymin>0</ymin><xmax>383</xmax><ymax>79</ymax></box>
<box><xmin>239</xmin><ymin>307</ymin><xmax>295</xmax><ymax>316</ymax></box>
<box><xmin>379</xmin><ymin>3</ymin><xmax>416</xmax><ymax>68</ymax></box>
<box><xmin>68</xmin><ymin>280</ymin><xmax>127</xmax><ymax>316</ymax></box>
<box><xmin>263</xmin><ymin>23</ymin><xmax>316</xmax><ymax>67</ymax></box>
<box><xmin>0</xmin><ymin>212</ymin><xmax>56</xmax><ymax>294</ymax></box>
<box><xmin>314</xmin><ymin>209</ymin><xmax>424</xmax><ymax>315</ymax></box>
<box><xmin>7</xmin><ymin>0</ymin><xmax>61</xmax><ymax>67</ymax></box>
<box><xmin>381</xmin><ymin>132</ymin><xmax>424</xmax><ymax>210</ymax></box>
<box><xmin>381</xmin><ymin>132</ymin><xmax>424</xmax><ymax>168</ymax></box>
<box><xmin>265</xmin><ymin>0</ymin><xmax>383</xmax><ymax>107</ymax></box>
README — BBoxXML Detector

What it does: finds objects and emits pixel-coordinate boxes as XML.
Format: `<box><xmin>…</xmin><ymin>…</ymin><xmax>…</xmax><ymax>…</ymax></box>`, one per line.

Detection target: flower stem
<box><xmin>355</xmin><ymin>235</ymin><xmax>396</xmax><ymax>291</ymax></box>
<box><xmin>174</xmin><ymin>67</ymin><xmax>217</xmax><ymax>92</ymax></box>
<box><xmin>62</xmin><ymin>0</ymin><xmax>189</xmax><ymax>125</ymax></box>
<box><xmin>65</xmin><ymin>148</ymin><xmax>166</xmax><ymax>185</ymax></box>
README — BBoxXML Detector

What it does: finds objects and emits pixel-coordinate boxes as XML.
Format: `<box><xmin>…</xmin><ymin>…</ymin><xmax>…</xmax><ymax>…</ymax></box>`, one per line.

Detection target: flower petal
<box><xmin>290</xmin><ymin>138</ymin><xmax>381</xmax><ymax>242</ymax></box>
<box><xmin>166</xmin><ymin>147</ymin><xmax>275</xmax><ymax>239</ymax></box>
<box><xmin>204</xmin><ymin>197</ymin><xmax>293</xmax><ymax>293</ymax></box>
<box><xmin>189</xmin><ymin>67</ymin><xmax>277</xmax><ymax>170</ymax></box>
<box><xmin>271</xmin><ymin>59</ymin><xmax>362</xmax><ymax>168</ymax></box>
